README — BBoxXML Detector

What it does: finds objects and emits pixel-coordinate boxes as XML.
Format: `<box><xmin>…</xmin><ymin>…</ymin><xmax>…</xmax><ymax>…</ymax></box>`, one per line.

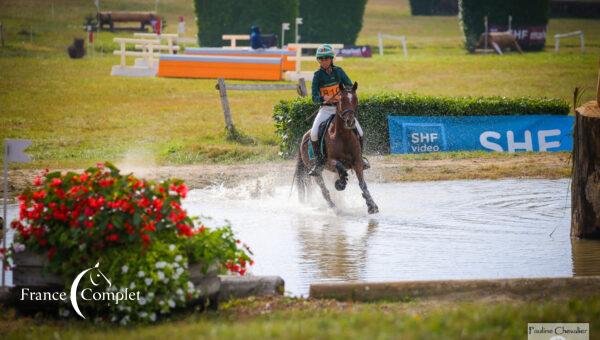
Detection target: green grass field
<box><xmin>1</xmin><ymin>295</ymin><xmax>599</xmax><ymax>339</ymax></box>
<box><xmin>0</xmin><ymin>0</ymin><xmax>599</xmax><ymax>168</ymax></box>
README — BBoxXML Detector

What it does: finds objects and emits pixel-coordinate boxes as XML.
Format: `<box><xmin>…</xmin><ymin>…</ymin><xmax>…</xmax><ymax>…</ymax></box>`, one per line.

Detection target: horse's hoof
<box><xmin>334</xmin><ymin>180</ymin><xmax>346</xmax><ymax>191</ymax></box>
<box><xmin>368</xmin><ymin>205</ymin><xmax>379</xmax><ymax>214</ymax></box>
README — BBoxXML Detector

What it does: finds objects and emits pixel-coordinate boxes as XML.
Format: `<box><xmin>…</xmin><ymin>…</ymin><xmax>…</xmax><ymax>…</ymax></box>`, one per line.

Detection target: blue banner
<box><xmin>387</xmin><ymin>115</ymin><xmax>573</xmax><ymax>154</ymax></box>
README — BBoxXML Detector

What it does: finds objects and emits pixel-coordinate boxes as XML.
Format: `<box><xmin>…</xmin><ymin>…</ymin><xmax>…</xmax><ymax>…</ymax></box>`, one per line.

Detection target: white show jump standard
<box><xmin>378</xmin><ymin>33</ymin><xmax>408</xmax><ymax>57</ymax></box>
<box><xmin>285</xmin><ymin>43</ymin><xmax>344</xmax><ymax>81</ymax></box>
<box><xmin>554</xmin><ymin>31</ymin><xmax>585</xmax><ymax>53</ymax></box>
<box><xmin>222</xmin><ymin>34</ymin><xmax>250</xmax><ymax>48</ymax></box>
<box><xmin>112</xmin><ymin>38</ymin><xmax>162</xmax><ymax>77</ymax></box>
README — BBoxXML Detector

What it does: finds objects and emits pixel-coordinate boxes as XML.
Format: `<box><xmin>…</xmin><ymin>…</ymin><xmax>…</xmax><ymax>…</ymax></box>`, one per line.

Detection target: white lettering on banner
<box><xmin>411</xmin><ymin>145</ymin><xmax>440</xmax><ymax>152</ymax></box>
<box><xmin>538</xmin><ymin>129</ymin><xmax>561</xmax><ymax>151</ymax></box>
<box><xmin>411</xmin><ymin>133</ymin><xmax>438</xmax><ymax>143</ymax></box>
<box><xmin>480</xmin><ymin>131</ymin><xmax>503</xmax><ymax>152</ymax></box>
<box><xmin>480</xmin><ymin>130</ymin><xmax>563</xmax><ymax>152</ymax></box>
<box><xmin>507</xmin><ymin>130</ymin><xmax>533</xmax><ymax>152</ymax></box>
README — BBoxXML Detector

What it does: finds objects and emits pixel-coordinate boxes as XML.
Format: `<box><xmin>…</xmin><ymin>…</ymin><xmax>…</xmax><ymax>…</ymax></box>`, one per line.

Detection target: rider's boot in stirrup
<box><xmin>308</xmin><ymin>140</ymin><xmax>322</xmax><ymax>176</ymax></box>
<box><xmin>359</xmin><ymin>136</ymin><xmax>370</xmax><ymax>170</ymax></box>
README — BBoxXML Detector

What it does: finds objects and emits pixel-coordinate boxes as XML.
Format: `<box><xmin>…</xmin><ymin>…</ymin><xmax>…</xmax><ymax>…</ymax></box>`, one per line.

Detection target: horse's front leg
<box><xmin>330</xmin><ymin>159</ymin><xmax>348</xmax><ymax>191</ymax></box>
<box><xmin>354</xmin><ymin>161</ymin><xmax>379</xmax><ymax>214</ymax></box>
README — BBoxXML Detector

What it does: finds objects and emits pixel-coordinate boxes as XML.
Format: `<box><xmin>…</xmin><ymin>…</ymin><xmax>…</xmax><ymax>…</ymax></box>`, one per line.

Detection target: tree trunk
<box><xmin>571</xmin><ymin>100</ymin><xmax>600</xmax><ymax>238</ymax></box>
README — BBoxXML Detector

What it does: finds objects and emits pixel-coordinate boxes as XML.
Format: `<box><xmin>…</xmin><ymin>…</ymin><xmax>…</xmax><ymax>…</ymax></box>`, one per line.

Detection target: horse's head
<box><xmin>88</xmin><ymin>261</ymin><xmax>112</xmax><ymax>288</ymax></box>
<box><xmin>337</xmin><ymin>82</ymin><xmax>358</xmax><ymax>130</ymax></box>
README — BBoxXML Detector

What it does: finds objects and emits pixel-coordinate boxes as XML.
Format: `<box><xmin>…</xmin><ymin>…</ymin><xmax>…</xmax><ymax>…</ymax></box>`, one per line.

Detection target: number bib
<box><xmin>319</xmin><ymin>84</ymin><xmax>341</xmax><ymax>102</ymax></box>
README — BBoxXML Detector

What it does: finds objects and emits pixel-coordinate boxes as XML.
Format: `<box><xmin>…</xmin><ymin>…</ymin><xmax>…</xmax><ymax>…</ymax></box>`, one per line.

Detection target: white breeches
<box><xmin>310</xmin><ymin>106</ymin><xmax>363</xmax><ymax>142</ymax></box>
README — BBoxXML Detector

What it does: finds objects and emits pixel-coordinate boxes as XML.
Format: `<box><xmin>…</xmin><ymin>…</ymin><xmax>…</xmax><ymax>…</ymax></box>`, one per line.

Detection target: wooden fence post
<box><xmin>216</xmin><ymin>78</ymin><xmax>235</xmax><ymax>135</ymax></box>
<box><xmin>571</xmin><ymin>59</ymin><xmax>600</xmax><ymax>238</ymax></box>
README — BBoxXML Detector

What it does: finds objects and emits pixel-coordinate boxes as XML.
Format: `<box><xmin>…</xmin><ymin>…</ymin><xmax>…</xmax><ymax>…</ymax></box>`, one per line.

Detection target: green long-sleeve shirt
<box><xmin>311</xmin><ymin>65</ymin><xmax>352</xmax><ymax>104</ymax></box>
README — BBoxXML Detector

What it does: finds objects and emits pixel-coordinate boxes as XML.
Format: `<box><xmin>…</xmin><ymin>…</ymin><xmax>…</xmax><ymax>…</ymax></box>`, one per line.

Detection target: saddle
<box><xmin>307</xmin><ymin>116</ymin><xmax>334</xmax><ymax>160</ymax></box>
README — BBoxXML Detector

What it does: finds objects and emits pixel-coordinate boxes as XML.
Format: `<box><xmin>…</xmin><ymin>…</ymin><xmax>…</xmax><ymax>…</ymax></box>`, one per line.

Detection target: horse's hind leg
<box><xmin>314</xmin><ymin>174</ymin><xmax>335</xmax><ymax>209</ymax></box>
<box><xmin>355</xmin><ymin>166</ymin><xmax>378</xmax><ymax>214</ymax></box>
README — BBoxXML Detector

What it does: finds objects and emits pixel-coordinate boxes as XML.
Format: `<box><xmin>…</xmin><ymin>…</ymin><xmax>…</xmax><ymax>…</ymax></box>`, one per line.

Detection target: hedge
<box><xmin>273</xmin><ymin>93</ymin><xmax>569</xmax><ymax>157</ymax></box>
<box><xmin>550</xmin><ymin>0</ymin><xmax>600</xmax><ymax>18</ymax></box>
<box><xmin>194</xmin><ymin>0</ymin><xmax>298</xmax><ymax>47</ymax></box>
<box><xmin>298</xmin><ymin>0</ymin><xmax>367</xmax><ymax>45</ymax></box>
<box><xmin>409</xmin><ymin>0</ymin><xmax>459</xmax><ymax>16</ymax></box>
<box><xmin>459</xmin><ymin>0</ymin><xmax>550</xmax><ymax>52</ymax></box>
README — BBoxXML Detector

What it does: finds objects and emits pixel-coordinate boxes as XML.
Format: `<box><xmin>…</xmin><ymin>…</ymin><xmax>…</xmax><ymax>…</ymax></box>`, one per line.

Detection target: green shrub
<box><xmin>459</xmin><ymin>0</ymin><xmax>550</xmax><ymax>52</ymax></box>
<box><xmin>273</xmin><ymin>93</ymin><xmax>569</xmax><ymax>156</ymax></box>
<box><xmin>409</xmin><ymin>0</ymin><xmax>459</xmax><ymax>16</ymax></box>
<box><xmin>298</xmin><ymin>0</ymin><xmax>367</xmax><ymax>45</ymax></box>
<box><xmin>194</xmin><ymin>0</ymin><xmax>298</xmax><ymax>47</ymax></box>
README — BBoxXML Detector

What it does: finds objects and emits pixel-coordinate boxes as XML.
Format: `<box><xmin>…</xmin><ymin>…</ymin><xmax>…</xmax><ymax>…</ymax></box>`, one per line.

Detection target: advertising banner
<box><xmin>387</xmin><ymin>115</ymin><xmax>573</xmax><ymax>154</ymax></box>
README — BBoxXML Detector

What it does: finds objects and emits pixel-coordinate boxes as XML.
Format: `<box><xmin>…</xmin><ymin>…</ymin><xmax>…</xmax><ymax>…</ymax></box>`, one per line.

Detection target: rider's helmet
<box><xmin>316</xmin><ymin>44</ymin><xmax>335</xmax><ymax>59</ymax></box>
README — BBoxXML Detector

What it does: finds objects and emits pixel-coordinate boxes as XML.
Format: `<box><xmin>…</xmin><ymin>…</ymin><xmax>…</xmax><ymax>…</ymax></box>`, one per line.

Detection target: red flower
<box><xmin>32</xmin><ymin>190</ymin><xmax>46</xmax><ymax>201</ymax></box>
<box><xmin>50</xmin><ymin>178</ymin><xmax>62</xmax><ymax>187</ymax></box>
<box><xmin>106</xmin><ymin>234</ymin><xmax>119</xmax><ymax>241</ymax></box>
<box><xmin>144</xmin><ymin>222</ymin><xmax>156</xmax><ymax>232</ymax></box>
<box><xmin>99</xmin><ymin>179</ymin><xmax>114</xmax><ymax>188</ymax></box>
<box><xmin>47</xmin><ymin>247</ymin><xmax>57</xmax><ymax>260</ymax></box>
<box><xmin>33</xmin><ymin>176</ymin><xmax>42</xmax><ymax>186</ymax></box>
<box><xmin>141</xmin><ymin>234</ymin><xmax>150</xmax><ymax>246</ymax></box>
<box><xmin>38</xmin><ymin>239</ymin><xmax>47</xmax><ymax>247</ymax></box>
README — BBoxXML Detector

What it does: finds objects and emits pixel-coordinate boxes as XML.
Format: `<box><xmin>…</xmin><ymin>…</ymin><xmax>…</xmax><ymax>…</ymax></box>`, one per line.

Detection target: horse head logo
<box><xmin>70</xmin><ymin>262</ymin><xmax>111</xmax><ymax>319</ymax></box>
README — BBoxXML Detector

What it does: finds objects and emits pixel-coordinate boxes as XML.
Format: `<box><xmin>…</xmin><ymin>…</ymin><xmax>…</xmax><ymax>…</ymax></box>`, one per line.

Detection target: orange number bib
<box><xmin>319</xmin><ymin>84</ymin><xmax>341</xmax><ymax>102</ymax></box>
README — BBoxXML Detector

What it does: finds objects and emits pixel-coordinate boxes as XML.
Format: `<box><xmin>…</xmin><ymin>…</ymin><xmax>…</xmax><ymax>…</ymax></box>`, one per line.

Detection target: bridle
<box><xmin>336</xmin><ymin>87</ymin><xmax>357</xmax><ymax>129</ymax></box>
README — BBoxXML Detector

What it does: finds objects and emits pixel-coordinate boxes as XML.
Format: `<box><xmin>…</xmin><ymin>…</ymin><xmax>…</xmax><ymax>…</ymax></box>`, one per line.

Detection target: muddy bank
<box><xmin>4</xmin><ymin>153</ymin><xmax>571</xmax><ymax>200</ymax></box>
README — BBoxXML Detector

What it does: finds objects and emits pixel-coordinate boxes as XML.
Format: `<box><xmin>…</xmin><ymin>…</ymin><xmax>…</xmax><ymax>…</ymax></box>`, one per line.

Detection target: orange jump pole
<box><xmin>157</xmin><ymin>55</ymin><xmax>283</xmax><ymax>81</ymax></box>
<box><xmin>184</xmin><ymin>47</ymin><xmax>296</xmax><ymax>72</ymax></box>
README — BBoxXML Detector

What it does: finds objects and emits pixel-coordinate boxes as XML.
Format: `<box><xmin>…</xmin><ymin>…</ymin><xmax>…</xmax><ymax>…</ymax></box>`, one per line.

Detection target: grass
<box><xmin>0</xmin><ymin>0</ymin><xmax>598</xmax><ymax>169</ymax></box>
<box><xmin>1</xmin><ymin>295</ymin><xmax>598</xmax><ymax>339</ymax></box>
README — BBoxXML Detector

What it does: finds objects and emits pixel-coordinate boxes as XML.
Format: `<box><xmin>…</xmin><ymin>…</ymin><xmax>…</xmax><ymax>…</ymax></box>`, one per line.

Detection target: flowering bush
<box><xmin>8</xmin><ymin>162</ymin><xmax>252</xmax><ymax>323</ymax></box>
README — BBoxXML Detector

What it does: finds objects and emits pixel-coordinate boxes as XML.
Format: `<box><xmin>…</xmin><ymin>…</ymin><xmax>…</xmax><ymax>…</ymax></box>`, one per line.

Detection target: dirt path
<box><xmin>5</xmin><ymin>153</ymin><xmax>571</xmax><ymax>200</ymax></box>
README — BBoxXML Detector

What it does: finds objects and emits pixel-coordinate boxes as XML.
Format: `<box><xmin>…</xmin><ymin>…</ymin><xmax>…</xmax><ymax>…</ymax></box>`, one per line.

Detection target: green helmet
<box><xmin>316</xmin><ymin>44</ymin><xmax>335</xmax><ymax>58</ymax></box>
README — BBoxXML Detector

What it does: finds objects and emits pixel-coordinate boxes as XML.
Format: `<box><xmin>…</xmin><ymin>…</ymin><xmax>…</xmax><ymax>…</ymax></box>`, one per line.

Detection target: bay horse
<box><xmin>293</xmin><ymin>82</ymin><xmax>379</xmax><ymax>214</ymax></box>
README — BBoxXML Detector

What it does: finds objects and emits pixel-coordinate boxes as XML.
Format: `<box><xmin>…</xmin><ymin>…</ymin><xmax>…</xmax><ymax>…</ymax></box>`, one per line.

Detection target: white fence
<box><xmin>378</xmin><ymin>33</ymin><xmax>408</xmax><ymax>57</ymax></box>
<box><xmin>554</xmin><ymin>31</ymin><xmax>585</xmax><ymax>53</ymax></box>
<box><xmin>285</xmin><ymin>43</ymin><xmax>344</xmax><ymax>81</ymax></box>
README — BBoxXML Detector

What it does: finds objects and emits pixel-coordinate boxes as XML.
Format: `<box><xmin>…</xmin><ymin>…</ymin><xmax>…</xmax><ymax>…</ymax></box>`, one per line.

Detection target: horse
<box><xmin>293</xmin><ymin>82</ymin><xmax>379</xmax><ymax>214</ymax></box>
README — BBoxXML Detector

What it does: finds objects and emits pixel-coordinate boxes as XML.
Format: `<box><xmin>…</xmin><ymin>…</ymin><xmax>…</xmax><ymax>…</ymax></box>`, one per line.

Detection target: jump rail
<box><xmin>215</xmin><ymin>78</ymin><xmax>307</xmax><ymax>135</ymax></box>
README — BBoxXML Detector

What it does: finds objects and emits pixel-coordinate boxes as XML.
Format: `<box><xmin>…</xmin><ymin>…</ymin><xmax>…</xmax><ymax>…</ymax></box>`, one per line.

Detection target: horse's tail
<box><xmin>292</xmin><ymin>147</ymin><xmax>309</xmax><ymax>202</ymax></box>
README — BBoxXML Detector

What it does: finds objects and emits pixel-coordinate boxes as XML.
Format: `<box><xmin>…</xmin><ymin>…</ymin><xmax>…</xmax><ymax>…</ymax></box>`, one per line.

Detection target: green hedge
<box><xmin>194</xmin><ymin>0</ymin><xmax>298</xmax><ymax>47</ymax></box>
<box><xmin>459</xmin><ymin>0</ymin><xmax>550</xmax><ymax>52</ymax></box>
<box><xmin>409</xmin><ymin>0</ymin><xmax>459</xmax><ymax>16</ymax></box>
<box><xmin>273</xmin><ymin>93</ymin><xmax>569</xmax><ymax>157</ymax></box>
<box><xmin>298</xmin><ymin>0</ymin><xmax>367</xmax><ymax>45</ymax></box>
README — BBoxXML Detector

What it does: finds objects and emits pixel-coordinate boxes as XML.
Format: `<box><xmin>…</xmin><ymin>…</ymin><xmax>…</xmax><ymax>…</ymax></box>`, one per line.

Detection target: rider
<box><xmin>308</xmin><ymin>44</ymin><xmax>368</xmax><ymax>176</ymax></box>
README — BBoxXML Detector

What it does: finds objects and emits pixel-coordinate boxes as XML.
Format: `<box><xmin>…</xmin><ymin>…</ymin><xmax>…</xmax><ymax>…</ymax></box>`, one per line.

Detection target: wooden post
<box><xmin>0</xmin><ymin>22</ymin><xmax>4</xmax><ymax>48</ymax></box>
<box><xmin>297</xmin><ymin>77</ymin><xmax>307</xmax><ymax>97</ymax></box>
<box><xmin>216</xmin><ymin>78</ymin><xmax>235</xmax><ymax>135</ymax></box>
<box><xmin>571</xmin><ymin>62</ymin><xmax>600</xmax><ymax>238</ymax></box>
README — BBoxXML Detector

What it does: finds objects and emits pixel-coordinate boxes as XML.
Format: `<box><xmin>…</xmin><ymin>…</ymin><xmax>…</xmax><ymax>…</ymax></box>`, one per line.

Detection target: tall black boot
<box><xmin>359</xmin><ymin>136</ymin><xmax>370</xmax><ymax>170</ymax></box>
<box><xmin>308</xmin><ymin>140</ymin><xmax>322</xmax><ymax>176</ymax></box>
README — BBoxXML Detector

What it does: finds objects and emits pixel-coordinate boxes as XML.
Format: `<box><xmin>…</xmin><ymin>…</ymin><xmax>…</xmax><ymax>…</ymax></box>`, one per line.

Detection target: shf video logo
<box><xmin>402</xmin><ymin>123</ymin><xmax>447</xmax><ymax>154</ymax></box>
